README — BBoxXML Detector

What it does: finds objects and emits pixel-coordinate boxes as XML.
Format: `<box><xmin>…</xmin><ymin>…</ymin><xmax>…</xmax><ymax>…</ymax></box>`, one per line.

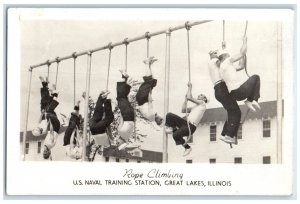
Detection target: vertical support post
<box><xmin>163</xmin><ymin>30</ymin><xmax>171</xmax><ymax>163</ymax></box>
<box><xmin>82</xmin><ymin>52</ymin><xmax>92</xmax><ymax>161</ymax></box>
<box><xmin>276</xmin><ymin>22</ymin><xmax>282</xmax><ymax>164</ymax></box>
<box><xmin>22</xmin><ymin>67</ymin><xmax>33</xmax><ymax>161</ymax></box>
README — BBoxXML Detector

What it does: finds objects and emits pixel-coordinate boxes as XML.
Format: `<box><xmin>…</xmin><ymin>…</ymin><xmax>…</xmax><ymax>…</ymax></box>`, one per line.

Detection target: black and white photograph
<box><xmin>5</xmin><ymin>7</ymin><xmax>295</xmax><ymax>197</ymax></box>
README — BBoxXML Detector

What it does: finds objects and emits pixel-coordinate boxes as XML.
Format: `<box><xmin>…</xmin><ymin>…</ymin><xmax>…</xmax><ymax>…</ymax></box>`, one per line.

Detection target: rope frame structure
<box><xmin>22</xmin><ymin>20</ymin><xmax>213</xmax><ymax>162</ymax></box>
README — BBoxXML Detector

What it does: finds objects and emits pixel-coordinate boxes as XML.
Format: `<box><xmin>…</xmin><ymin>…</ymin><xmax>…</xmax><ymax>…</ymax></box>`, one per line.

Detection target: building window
<box><xmin>237</xmin><ymin>125</ymin><xmax>242</xmax><ymax>139</ymax></box>
<box><xmin>126</xmin><ymin>159</ymin><xmax>129</xmax><ymax>162</ymax></box>
<box><xmin>263</xmin><ymin>120</ymin><xmax>271</xmax><ymax>137</ymax></box>
<box><xmin>105</xmin><ymin>157</ymin><xmax>109</xmax><ymax>162</ymax></box>
<box><xmin>186</xmin><ymin>160</ymin><xmax>192</xmax><ymax>164</ymax></box>
<box><xmin>25</xmin><ymin>143</ymin><xmax>29</xmax><ymax>154</ymax></box>
<box><xmin>209</xmin><ymin>158</ymin><xmax>216</xmax><ymax>164</ymax></box>
<box><xmin>210</xmin><ymin>125</ymin><xmax>216</xmax><ymax>141</ymax></box>
<box><xmin>234</xmin><ymin>157</ymin><xmax>242</xmax><ymax>164</ymax></box>
<box><xmin>263</xmin><ymin>156</ymin><xmax>271</xmax><ymax>164</ymax></box>
<box><xmin>116</xmin><ymin>158</ymin><xmax>120</xmax><ymax>162</ymax></box>
<box><xmin>37</xmin><ymin>141</ymin><xmax>42</xmax><ymax>154</ymax></box>
<box><xmin>137</xmin><ymin>160</ymin><xmax>141</xmax><ymax>163</ymax></box>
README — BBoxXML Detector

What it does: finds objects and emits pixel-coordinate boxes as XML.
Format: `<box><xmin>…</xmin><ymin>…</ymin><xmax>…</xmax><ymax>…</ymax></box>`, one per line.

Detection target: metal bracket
<box><xmin>55</xmin><ymin>57</ymin><xmax>61</xmax><ymax>63</ymax></box>
<box><xmin>108</xmin><ymin>42</ymin><xmax>114</xmax><ymax>50</ymax></box>
<box><xmin>123</xmin><ymin>38</ymin><xmax>129</xmax><ymax>45</ymax></box>
<box><xmin>185</xmin><ymin>21</ymin><xmax>192</xmax><ymax>30</ymax></box>
<box><xmin>145</xmin><ymin>31</ymin><xmax>151</xmax><ymax>40</ymax></box>
<box><xmin>72</xmin><ymin>52</ymin><xmax>77</xmax><ymax>59</ymax></box>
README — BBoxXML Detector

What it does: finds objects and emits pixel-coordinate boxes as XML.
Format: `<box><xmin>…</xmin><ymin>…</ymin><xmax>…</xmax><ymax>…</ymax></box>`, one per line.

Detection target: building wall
<box><xmin>21</xmin><ymin>132</ymin><xmax>160</xmax><ymax>163</ymax></box>
<box><xmin>20</xmin><ymin>140</ymin><xmax>44</xmax><ymax>161</ymax></box>
<box><xmin>20</xmin><ymin>132</ymin><xmax>75</xmax><ymax>161</ymax></box>
<box><xmin>94</xmin><ymin>156</ymin><xmax>154</xmax><ymax>163</ymax></box>
<box><xmin>21</xmin><ymin>116</ymin><xmax>279</xmax><ymax>164</ymax></box>
<box><xmin>167</xmin><ymin>117</ymin><xmax>278</xmax><ymax>164</ymax></box>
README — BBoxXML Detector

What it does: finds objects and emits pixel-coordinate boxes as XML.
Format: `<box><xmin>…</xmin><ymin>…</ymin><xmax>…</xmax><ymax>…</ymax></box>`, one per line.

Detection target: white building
<box><xmin>20</xmin><ymin>100</ymin><xmax>281</xmax><ymax>164</ymax></box>
<box><xmin>20</xmin><ymin>127</ymin><xmax>162</xmax><ymax>163</ymax></box>
<box><xmin>168</xmin><ymin>100</ymin><xmax>281</xmax><ymax>164</ymax></box>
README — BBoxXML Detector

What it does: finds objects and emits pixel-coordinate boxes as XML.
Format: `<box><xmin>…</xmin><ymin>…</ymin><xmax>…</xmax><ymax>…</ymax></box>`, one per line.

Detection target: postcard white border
<box><xmin>5</xmin><ymin>7</ymin><xmax>295</xmax><ymax>196</ymax></box>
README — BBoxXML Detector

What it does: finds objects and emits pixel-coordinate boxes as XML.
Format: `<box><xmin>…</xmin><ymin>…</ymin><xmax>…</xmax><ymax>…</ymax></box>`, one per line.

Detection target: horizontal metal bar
<box><xmin>30</xmin><ymin>20</ymin><xmax>213</xmax><ymax>69</ymax></box>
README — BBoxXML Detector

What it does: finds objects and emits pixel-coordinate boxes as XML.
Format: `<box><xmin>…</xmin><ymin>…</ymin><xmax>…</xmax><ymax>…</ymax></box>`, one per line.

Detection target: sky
<box><xmin>18</xmin><ymin>10</ymin><xmax>280</xmax><ymax>151</ymax></box>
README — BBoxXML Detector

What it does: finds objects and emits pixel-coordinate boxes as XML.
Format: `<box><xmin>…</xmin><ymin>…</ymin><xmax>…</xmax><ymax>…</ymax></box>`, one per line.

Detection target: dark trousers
<box><xmin>230</xmin><ymin>75</ymin><xmax>260</xmax><ymax>102</ymax></box>
<box><xmin>165</xmin><ymin>113</ymin><xmax>196</xmax><ymax>145</ymax></box>
<box><xmin>45</xmin><ymin>99</ymin><xmax>60</xmax><ymax>133</ymax></box>
<box><xmin>40</xmin><ymin>86</ymin><xmax>50</xmax><ymax>111</ymax></box>
<box><xmin>136</xmin><ymin>75</ymin><xmax>157</xmax><ymax>106</ymax></box>
<box><xmin>116</xmin><ymin>82</ymin><xmax>134</xmax><ymax>121</ymax></box>
<box><xmin>63</xmin><ymin>111</ymin><xmax>81</xmax><ymax>146</ymax></box>
<box><xmin>214</xmin><ymin>82</ymin><xmax>241</xmax><ymax>137</ymax></box>
<box><xmin>89</xmin><ymin>98</ymin><xmax>114</xmax><ymax>135</ymax></box>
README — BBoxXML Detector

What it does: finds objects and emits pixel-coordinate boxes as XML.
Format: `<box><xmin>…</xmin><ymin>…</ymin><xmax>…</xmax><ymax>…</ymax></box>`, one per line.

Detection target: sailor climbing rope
<box><xmin>165</xmin><ymin>82</ymin><xmax>208</xmax><ymax>157</ymax></box>
<box><xmin>214</xmin><ymin>21</ymin><xmax>261</xmax><ymax>145</ymax></box>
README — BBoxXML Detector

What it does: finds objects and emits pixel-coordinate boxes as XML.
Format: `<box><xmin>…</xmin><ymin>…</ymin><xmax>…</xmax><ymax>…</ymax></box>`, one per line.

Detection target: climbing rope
<box><xmin>184</xmin><ymin>21</ymin><xmax>192</xmax><ymax>145</ymax></box>
<box><xmin>145</xmin><ymin>31</ymin><xmax>151</xmax><ymax>58</ymax></box>
<box><xmin>122</xmin><ymin>37</ymin><xmax>137</xmax><ymax>142</ymax></box>
<box><xmin>240</xmin><ymin>21</ymin><xmax>250</xmax><ymax>125</ymax></box>
<box><xmin>72</xmin><ymin>52</ymin><xmax>77</xmax><ymax>107</ymax></box>
<box><xmin>106</xmin><ymin>42</ymin><xmax>113</xmax><ymax>91</ymax></box>
<box><xmin>123</xmin><ymin>38</ymin><xmax>129</xmax><ymax>72</ymax></box>
<box><xmin>222</xmin><ymin>20</ymin><xmax>226</xmax><ymax>50</ymax></box>
<box><xmin>243</xmin><ymin>21</ymin><xmax>250</xmax><ymax>78</ymax></box>
<box><xmin>46</xmin><ymin>60</ymin><xmax>50</xmax><ymax>80</ymax></box>
<box><xmin>55</xmin><ymin>57</ymin><xmax>60</xmax><ymax>86</ymax></box>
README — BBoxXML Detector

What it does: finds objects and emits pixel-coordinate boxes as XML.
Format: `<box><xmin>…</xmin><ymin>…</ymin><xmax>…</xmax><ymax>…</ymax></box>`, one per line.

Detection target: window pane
<box><xmin>25</xmin><ymin>143</ymin><xmax>29</xmax><ymax>154</ymax></box>
<box><xmin>263</xmin><ymin>120</ymin><xmax>271</xmax><ymax>138</ymax></box>
<box><xmin>263</xmin><ymin>130</ymin><xmax>271</xmax><ymax>137</ymax></box>
<box><xmin>209</xmin><ymin>158</ymin><xmax>216</xmax><ymax>164</ymax></box>
<box><xmin>237</xmin><ymin>125</ymin><xmax>242</xmax><ymax>139</ymax></box>
<box><xmin>186</xmin><ymin>160</ymin><xmax>193</xmax><ymax>163</ymax></box>
<box><xmin>37</xmin><ymin>142</ymin><xmax>41</xmax><ymax>154</ymax></box>
<box><xmin>234</xmin><ymin>157</ymin><xmax>242</xmax><ymax>164</ymax></box>
<box><xmin>210</xmin><ymin>126</ymin><xmax>216</xmax><ymax>132</ymax></box>
<box><xmin>263</xmin><ymin>156</ymin><xmax>271</xmax><ymax>164</ymax></box>
<box><xmin>210</xmin><ymin>125</ymin><xmax>217</xmax><ymax>141</ymax></box>
<box><xmin>105</xmin><ymin>157</ymin><xmax>109</xmax><ymax>162</ymax></box>
<box><xmin>263</xmin><ymin>120</ymin><xmax>270</xmax><ymax>128</ymax></box>
<box><xmin>116</xmin><ymin>158</ymin><xmax>120</xmax><ymax>162</ymax></box>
